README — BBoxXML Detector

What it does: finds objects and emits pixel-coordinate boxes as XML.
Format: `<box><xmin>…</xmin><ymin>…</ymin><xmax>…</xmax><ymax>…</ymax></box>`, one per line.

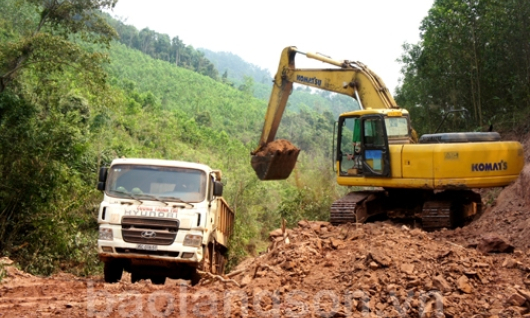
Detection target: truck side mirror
<box><xmin>99</xmin><ymin>167</ymin><xmax>108</xmax><ymax>182</ymax></box>
<box><xmin>97</xmin><ymin>167</ymin><xmax>108</xmax><ymax>191</ymax></box>
<box><xmin>213</xmin><ymin>181</ymin><xmax>223</xmax><ymax>196</ymax></box>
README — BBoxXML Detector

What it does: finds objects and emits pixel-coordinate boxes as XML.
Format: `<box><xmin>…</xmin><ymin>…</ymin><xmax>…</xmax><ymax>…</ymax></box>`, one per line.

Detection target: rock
<box><xmin>347</xmin><ymin>229</ymin><xmax>365</xmax><ymax>241</ymax></box>
<box><xmin>502</xmin><ymin>258</ymin><xmax>517</xmax><ymax>268</ymax></box>
<box><xmin>269</xmin><ymin>228</ymin><xmax>283</xmax><ymax>238</ymax></box>
<box><xmin>424</xmin><ymin>278</ymin><xmax>433</xmax><ymax>290</ymax></box>
<box><xmin>516</xmin><ymin>288</ymin><xmax>530</xmax><ymax>302</ymax></box>
<box><xmin>297</xmin><ymin>220</ymin><xmax>311</xmax><ymax>228</ymax></box>
<box><xmin>330</xmin><ymin>238</ymin><xmax>344</xmax><ymax>249</ymax></box>
<box><xmin>457</xmin><ymin>275</ymin><xmax>474</xmax><ymax>294</ymax></box>
<box><xmin>507</xmin><ymin>293</ymin><xmax>527</xmax><ymax>307</ymax></box>
<box><xmin>511</xmin><ymin>306</ymin><xmax>528</xmax><ymax>315</ymax></box>
<box><xmin>310</xmin><ymin>224</ymin><xmax>321</xmax><ymax>234</ymax></box>
<box><xmin>385</xmin><ymin>284</ymin><xmax>398</xmax><ymax>292</ymax></box>
<box><xmin>406</xmin><ymin>278</ymin><xmax>422</xmax><ymax>288</ymax></box>
<box><xmin>281</xmin><ymin>261</ymin><xmax>296</xmax><ymax>271</ymax></box>
<box><xmin>400</xmin><ymin>263</ymin><xmax>414</xmax><ymax>275</ymax></box>
<box><xmin>375</xmin><ymin>302</ymin><xmax>386</xmax><ymax>311</ymax></box>
<box><xmin>433</xmin><ymin>275</ymin><xmax>452</xmax><ymax>292</ymax></box>
<box><xmin>0</xmin><ymin>257</ymin><xmax>14</xmax><ymax>265</ymax></box>
<box><xmin>352</xmin><ymin>290</ymin><xmax>366</xmax><ymax>299</ymax></box>
<box><xmin>369</xmin><ymin>252</ymin><xmax>392</xmax><ymax>267</ymax></box>
<box><xmin>351</xmin><ymin>261</ymin><xmax>365</xmax><ymax>271</ymax></box>
<box><xmin>240</xmin><ymin>275</ymin><xmax>252</xmax><ymax>287</ymax></box>
<box><xmin>477</xmin><ymin>234</ymin><xmax>514</xmax><ymax>254</ymax></box>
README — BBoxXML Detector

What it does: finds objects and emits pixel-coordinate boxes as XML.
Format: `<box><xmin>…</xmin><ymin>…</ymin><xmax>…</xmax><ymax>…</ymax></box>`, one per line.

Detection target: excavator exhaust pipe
<box><xmin>251</xmin><ymin>140</ymin><xmax>300</xmax><ymax>180</ymax></box>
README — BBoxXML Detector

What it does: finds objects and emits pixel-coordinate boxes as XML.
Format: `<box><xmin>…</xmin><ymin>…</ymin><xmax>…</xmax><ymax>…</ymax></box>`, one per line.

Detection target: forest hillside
<box><xmin>106</xmin><ymin>16</ymin><xmax>374</xmax><ymax>118</ymax></box>
<box><xmin>0</xmin><ymin>0</ymin><xmax>344</xmax><ymax>276</ymax></box>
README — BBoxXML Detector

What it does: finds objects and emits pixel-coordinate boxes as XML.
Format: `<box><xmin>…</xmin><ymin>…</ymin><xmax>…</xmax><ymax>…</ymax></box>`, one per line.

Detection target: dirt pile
<box><xmin>252</xmin><ymin>139</ymin><xmax>300</xmax><ymax>156</ymax></box>
<box><xmin>2</xmin><ymin>224</ymin><xmax>530</xmax><ymax>317</ymax></box>
<box><xmin>225</xmin><ymin>220</ymin><xmax>530</xmax><ymax>317</ymax></box>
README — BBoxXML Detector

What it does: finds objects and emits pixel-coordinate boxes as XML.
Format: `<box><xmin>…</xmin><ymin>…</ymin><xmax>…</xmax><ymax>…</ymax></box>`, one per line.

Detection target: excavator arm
<box><xmin>251</xmin><ymin>46</ymin><xmax>399</xmax><ymax>180</ymax></box>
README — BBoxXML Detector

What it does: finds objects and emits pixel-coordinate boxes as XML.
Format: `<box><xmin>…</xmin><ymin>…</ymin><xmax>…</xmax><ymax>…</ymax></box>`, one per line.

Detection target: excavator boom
<box><xmin>251</xmin><ymin>46</ymin><xmax>397</xmax><ymax>180</ymax></box>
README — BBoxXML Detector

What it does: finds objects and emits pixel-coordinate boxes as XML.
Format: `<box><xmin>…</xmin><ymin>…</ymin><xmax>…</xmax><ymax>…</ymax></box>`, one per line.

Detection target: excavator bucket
<box><xmin>251</xmin><ymin>140</ymin><xmax>300</xmax><ymax>180</ymax></box>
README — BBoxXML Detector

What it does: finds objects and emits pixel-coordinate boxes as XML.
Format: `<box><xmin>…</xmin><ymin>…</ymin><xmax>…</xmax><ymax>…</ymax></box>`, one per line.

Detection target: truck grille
<box><xmin>121</xmin><ymin>217</ymin><xmax>179</xmax><ymax>245</ymax></box>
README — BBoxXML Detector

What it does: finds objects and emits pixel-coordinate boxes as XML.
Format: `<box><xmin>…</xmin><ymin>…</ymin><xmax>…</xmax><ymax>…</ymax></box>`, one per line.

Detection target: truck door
<box><xmin>360</xmin><ymin>114</ymin><xmax>391</xmax><ymax>177</ymax></box>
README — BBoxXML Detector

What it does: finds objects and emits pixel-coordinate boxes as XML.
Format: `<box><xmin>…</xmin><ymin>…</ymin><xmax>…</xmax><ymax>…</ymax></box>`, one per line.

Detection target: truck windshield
<box><xmin>106</xmin><ymin>164</ymin><xmax>207</xmax><ymax>203</ymax></box>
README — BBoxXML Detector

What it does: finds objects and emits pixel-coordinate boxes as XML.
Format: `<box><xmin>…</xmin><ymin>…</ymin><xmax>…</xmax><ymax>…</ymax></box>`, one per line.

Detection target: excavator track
<box><xmin>421</xmin><ymin>201</ymin><xmax>453</xmax><ymax>230</ymax></box>
<box><xmin>330</xmin><ymin>190</ymin><xmax>481</xmax><ymax>230</ymax></box>
<box><xmin>330</xmin><ymin>191</ymin><xmax>383</xmax><ymax>225</ymax></box>
<box><xmin>330</xmin><ymin>197</ymin><xmax>358</xmax><ymax>225</ymax></box>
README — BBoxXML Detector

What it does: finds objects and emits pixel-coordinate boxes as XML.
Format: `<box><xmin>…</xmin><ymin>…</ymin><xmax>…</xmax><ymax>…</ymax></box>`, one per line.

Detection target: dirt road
<box><xmin>2</xmin><ymin>217</ymin><xmax>530</xmax><ymax>317</ymax></box>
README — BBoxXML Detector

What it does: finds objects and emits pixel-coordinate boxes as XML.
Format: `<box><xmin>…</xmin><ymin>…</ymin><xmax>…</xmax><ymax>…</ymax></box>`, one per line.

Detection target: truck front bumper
<box><xmin>98</xmin><ymin>238</ymin><xmax>203</xmax><ymax>266</ymax></box>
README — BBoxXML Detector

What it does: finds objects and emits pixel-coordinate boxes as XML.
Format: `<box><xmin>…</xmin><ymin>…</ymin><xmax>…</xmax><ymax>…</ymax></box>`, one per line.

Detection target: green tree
<box><xmin>0</xmin><ymin>0</ymin><xmax>117</xmax><ymax>275</ymax></box>
<box><xmin>238</xmin><ymin>75</ymin><xmax>254</xmax><ymax>96</ymax></box>
<box><xmin>397</xmin><ymin>0</ymin><xmax>530</xmax><ymax>133</ymax></box>
<box><xmin>0</xmin><ymin>0</ymin><xmax>117</xmax><ymax>92</ymax></box>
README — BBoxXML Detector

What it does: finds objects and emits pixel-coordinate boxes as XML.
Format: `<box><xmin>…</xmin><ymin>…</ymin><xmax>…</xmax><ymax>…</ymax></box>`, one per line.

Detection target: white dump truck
<box><xmin>96</xmin><ymin>158</ymin><xmax>234</xmax><ymax>284</ymax></box>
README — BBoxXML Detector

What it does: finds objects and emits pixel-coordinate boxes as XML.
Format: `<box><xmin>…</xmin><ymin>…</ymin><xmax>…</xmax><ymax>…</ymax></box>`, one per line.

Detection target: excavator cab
<box><xmin>337</xmin><ymin>114</ymin><xmax>391</xmax><ymax>177</ymax></box>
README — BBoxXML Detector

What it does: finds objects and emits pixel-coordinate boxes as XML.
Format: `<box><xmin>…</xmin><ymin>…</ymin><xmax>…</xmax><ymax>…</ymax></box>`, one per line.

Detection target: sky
<box><xmin>109</xmin><ymin>0</ymin><xmax>434</xmax><ymax>94</ymax></box>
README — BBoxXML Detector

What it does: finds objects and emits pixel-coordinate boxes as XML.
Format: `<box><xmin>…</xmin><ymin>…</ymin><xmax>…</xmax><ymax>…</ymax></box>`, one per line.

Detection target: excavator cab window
<box><xmin>337</xmin><ymin>116</ymin><xmax>362</xmax><ymax>175</ymax></box>
<box><xmin>360</xmin><ymin>115</ymin><xmax>391</xmax><ymax>177</ymax></box>
<box><xmin>337</xmin><ymin>115</ymin><xmax>392</xmax><ymax>177</ymax></box>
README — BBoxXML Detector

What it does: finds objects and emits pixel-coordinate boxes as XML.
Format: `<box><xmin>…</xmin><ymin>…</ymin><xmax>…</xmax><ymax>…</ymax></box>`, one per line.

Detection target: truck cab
<box><xmin>97</xmin><ymin>158</ymin><xmax>233</xmax><ymax>284</ymax></box>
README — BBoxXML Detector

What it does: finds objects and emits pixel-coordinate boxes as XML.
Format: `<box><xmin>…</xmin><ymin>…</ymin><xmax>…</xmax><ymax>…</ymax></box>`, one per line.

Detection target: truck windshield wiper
<box><xmin>137</xmin><ymin>193</ymin><xmax>169</xmax><ymax>206</ymax></box>
<box><xmin>110</xmin><ymin>190</ymin><xmax>143</xmax><ymax>204</ymax></box>
<box><xmin>158</xmin><ymin>196</ymin><xmax>194</xmax><ymax>208</ymax></box>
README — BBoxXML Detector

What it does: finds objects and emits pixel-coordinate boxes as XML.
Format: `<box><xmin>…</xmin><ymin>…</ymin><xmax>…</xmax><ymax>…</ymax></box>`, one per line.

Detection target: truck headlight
<box><xmin>183</xmin><ymin>234</ymin><xmax>202</xmax><ymax>247</ymax></box>
<box><xmin>99</xmin><ymin>228</ymin><xmax>113</xmax><ymax>241</ymax></box>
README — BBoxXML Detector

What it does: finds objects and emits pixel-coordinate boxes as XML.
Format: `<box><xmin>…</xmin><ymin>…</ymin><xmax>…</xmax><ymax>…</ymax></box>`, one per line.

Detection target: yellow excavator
<box><xmin>251</xmin><ymin>46</ymin><xmax>524</xmax><ymax>229</ymax></box>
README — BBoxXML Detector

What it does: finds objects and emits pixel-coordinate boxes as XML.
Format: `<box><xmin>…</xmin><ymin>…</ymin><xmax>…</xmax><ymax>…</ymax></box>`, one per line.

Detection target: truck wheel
<box><xmin>104</xmin><ymin>261</ymin><xmax>123</xmax><ymax>283</ymax></box>
<box><xmin>191</xmin><ymin>245</ymin><xmax>211</xmax><ymax>286</ymax></box>
<box><xmin>190</xmin><ymin>270</ymin><xmax>201</xmax><ymax>286</ymax></box>
<box><xmin>214</xmin><ymin>246</ymin><xmax>227</xmax><ymax>275</ymax></box>
<box><xmin>198</xmin><ymin>244</ymin><xmax>212</xmax><ymax>273</ymax></box>
<box><xmin>151</xmin><ymin>276</ymin><xmax>166</xmax><ymax>285</ymax></box>
<box><xmin>131</xmin><ymin>272</ymin><xmax>145</xmax><ymax>283</ymax></box>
